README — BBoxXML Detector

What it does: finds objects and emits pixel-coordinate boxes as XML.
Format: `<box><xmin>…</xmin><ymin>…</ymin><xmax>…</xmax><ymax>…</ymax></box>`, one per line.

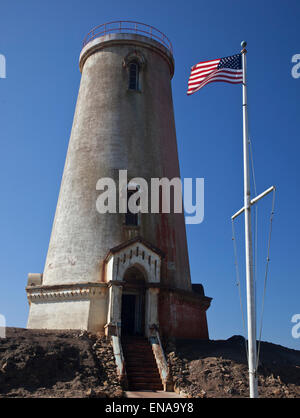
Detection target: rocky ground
<box><xmin>0</xmin><ymin>328</ymin><xmax>299</xmax><ymax>398</ymax></box>
<box><xmin>0</xmin><ymin>328</ymin><xmax>123</xmax><ymax>398</ymax></box>
<box><xmin>165</xmin><ymin>335</ymin><xmax>300</xmax><ymax>398</ymax></box>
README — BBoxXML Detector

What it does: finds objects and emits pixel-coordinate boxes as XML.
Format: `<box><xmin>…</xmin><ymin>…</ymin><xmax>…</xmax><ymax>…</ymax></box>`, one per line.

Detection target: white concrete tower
<box><xmin>26</xmin><ymin>22</ymin><xmax>211</xmax><ymax>338</ymax></box>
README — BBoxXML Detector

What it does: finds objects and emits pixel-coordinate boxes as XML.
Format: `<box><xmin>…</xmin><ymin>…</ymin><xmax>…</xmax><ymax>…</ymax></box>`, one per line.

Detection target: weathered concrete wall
<box><xmin>87</xmin><ymin>291</ymin><xmax>108</xmax><ymax>333</ymax></box>
<box><xmin>158</xmin><ymin>290</ymin><xmax>210</xmax><ymax>340</ymax></box>
<box><xmin>26</xmin><ymin>284</ymin><xmax>108</xmax><ymax>331</ymax></box>
<box><xmin>42</xmin><ymin>33</ymin><xmax>191</xmax><ymax>291</ymax></box>
<box><xmin>27</xmin><ymin>300</ymin><xmax>90</xmax><ymax>330</ymax></box>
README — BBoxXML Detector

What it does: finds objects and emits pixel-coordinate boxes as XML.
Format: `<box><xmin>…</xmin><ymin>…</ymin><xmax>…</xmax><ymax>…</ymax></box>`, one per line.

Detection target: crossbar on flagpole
<box><xmin>231</xmin><ymin>186</ymin><xmax>276</xmax><ymax>220</ymax></box>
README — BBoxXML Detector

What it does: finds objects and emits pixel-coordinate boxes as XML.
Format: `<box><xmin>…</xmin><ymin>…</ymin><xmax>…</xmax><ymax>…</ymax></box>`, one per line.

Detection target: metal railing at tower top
<box><xmin>82</xmin><ymin>21</ymin><xmax>173</xmax><ymax>54</ymax></box>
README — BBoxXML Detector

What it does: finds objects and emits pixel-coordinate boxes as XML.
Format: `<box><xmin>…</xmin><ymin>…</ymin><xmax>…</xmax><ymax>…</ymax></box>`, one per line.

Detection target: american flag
<box><xmin>187</xmin><ymin>54</ymin><xmax>243</xmax><ymax>95</ymax></box>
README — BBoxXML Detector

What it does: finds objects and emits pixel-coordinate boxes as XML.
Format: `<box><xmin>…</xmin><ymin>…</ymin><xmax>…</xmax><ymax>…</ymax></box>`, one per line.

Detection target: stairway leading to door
<box><xmin>122</xmin><ymin>336</ymin><xmax>164</xmax><ymax>391</ymax></box>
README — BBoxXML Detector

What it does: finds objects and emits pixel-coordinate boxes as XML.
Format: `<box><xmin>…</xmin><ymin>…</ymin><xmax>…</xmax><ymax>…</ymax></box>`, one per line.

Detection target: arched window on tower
<box><xmin>128</xmin><ymin>60</ymin><xmax>139</xmax><ymax>90</ymax></box>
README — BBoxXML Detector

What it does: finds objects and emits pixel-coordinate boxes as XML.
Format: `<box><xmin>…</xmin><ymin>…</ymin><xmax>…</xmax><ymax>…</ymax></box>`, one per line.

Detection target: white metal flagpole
<box><xmin>241</xmin><ymin>40</ymin><xmax>258</xmax><ymax>398</ymax></box>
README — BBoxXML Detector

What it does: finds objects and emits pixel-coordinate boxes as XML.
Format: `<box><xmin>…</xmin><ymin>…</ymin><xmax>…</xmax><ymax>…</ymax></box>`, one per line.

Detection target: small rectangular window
<box><xmin>129</xmin><ymin>61</ymin><xmax>139</xmax><ymax>90</ymax></box>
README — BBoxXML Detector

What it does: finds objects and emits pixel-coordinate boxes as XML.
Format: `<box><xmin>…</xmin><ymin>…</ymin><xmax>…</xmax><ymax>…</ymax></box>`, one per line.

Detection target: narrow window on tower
<box><xmin>125</xmin><ymin>188</ymin><xmax>139</xmax><ymax>226</ymax></box>
<box><xmin>128</xmin><ymin>60</ymin><xmax>139</xmax><ymax>90</ymax></box>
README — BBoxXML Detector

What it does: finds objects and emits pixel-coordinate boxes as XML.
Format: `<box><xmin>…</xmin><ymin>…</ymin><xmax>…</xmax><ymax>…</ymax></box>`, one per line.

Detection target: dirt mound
<box><xmin>165</xmin><ymin>336</ymin><xmax>300</xmax><ymax>398</ymax></box>
<box><xmin>0</xmin><ymin>328</ymin><xmax>123</xmax><ymax>398</ymax></box>
<box><xmin>1</xmin><ymin>328</ymin><xmax>299</xmax><ymax>398</ymax></box>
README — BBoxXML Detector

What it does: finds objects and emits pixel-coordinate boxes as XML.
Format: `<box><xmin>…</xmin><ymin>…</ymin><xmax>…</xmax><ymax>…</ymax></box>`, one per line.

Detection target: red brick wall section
<box><xmin>158</xmin><ymin>291</ymin><xmax>209</xmax><ymax>340</ymax></box>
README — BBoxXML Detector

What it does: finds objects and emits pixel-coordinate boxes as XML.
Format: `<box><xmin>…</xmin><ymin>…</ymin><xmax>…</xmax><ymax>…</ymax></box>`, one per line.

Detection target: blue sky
<box><xmin>0</xmin><ymin>0</ymin><xmax>299</xmax><ymax>349</ymax></box>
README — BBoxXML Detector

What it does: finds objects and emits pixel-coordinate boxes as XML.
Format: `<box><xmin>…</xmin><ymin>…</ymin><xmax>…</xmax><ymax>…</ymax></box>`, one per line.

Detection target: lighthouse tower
<box><xmin>26</xmin><ymin>22</ymin><xmax>211</xmax><ymax>339</ymax></box>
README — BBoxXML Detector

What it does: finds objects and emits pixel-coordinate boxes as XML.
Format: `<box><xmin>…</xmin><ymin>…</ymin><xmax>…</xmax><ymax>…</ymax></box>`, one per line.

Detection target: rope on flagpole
<box><xmin>248</xmin><ymin>135</ymin><xmax>276</xmax><ymax>371</ymax></box>
<box><xmin>232</xmin><ymin>132</ymin><xmax>276</xmax><ymax>373</ymax></box>
<box><xmin>249</xmin><ymin>136</ymin><xmax>259</xmax><ymax>369</ymax></box>
<box><xmin>231</xmin><ymin>219</ymin><xmax>249</xmax><ymax>364</ymax></box>
<box><xmin>255</xmin><ymin>188</ymin><xmax>276</xmax><ymax>370</ymax></box>
<box><xmin>249</xmin><ymin>137</ymin><xmax>258</xmax><ymax>298</ymax></box>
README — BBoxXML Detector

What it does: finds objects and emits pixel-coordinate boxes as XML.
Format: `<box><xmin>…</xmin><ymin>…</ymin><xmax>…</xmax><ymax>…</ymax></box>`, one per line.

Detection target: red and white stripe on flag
<box><xmin>187</xmin><ymin>55</ymin><xmax>243</xmax><ymax>95</ymax></box>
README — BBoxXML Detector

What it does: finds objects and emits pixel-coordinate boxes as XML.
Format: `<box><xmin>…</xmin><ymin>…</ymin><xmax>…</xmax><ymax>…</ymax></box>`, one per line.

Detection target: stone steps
<box><xmin>122</xmin><ymin>336</ymin><xmax>163</xmax><ymax>391</ymax></box>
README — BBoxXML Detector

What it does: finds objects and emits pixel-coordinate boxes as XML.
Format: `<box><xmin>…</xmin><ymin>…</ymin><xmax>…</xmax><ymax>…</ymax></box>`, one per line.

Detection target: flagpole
<box><xmin>241</xmin><ymin>40</ymin><xmax>258</xmax><ymax>398</ymax></box>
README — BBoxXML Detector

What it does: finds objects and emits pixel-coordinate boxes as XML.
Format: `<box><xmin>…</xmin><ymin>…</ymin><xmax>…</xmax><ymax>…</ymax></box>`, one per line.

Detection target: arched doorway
<box><xmin>121</xmin><ymin>266</ymin><xmax>146</xmax><ymax>336</ymax></box>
